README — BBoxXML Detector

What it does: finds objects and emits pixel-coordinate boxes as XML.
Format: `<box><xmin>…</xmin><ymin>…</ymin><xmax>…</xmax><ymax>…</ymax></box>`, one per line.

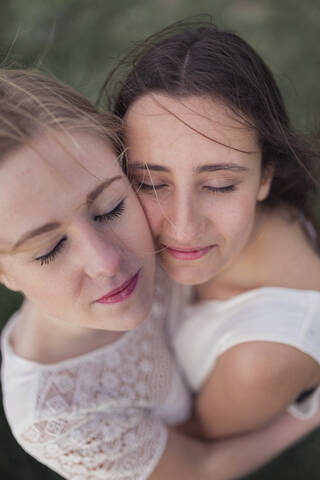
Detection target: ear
<box><xmin>0</xmin><ymin>272</ymin><xmax>20</xmax><ymax>292</ymax></box>
<box><xmin>257</xmin><ymin>164</ymin><xmax>274</xmax><ymax>202</ymax></box>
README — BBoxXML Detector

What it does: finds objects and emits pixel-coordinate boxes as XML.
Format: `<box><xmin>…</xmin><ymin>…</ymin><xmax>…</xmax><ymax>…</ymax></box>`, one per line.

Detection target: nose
<box><xmin>76</xmin><ymin>222</ymin><xmax>121</xmax><ymax>279</ymax></box>
<box><xmin>165</xmin><ymin>192</ymin><xmax>205</xmax><ymax>244</ymax></box>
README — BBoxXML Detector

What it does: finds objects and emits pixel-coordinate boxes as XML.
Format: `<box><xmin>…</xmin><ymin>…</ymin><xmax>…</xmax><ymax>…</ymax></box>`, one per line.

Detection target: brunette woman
<box><xmin>103</xmin><ymin>21</ymin><xmax>320</xmax><ymax>439</ymax></box>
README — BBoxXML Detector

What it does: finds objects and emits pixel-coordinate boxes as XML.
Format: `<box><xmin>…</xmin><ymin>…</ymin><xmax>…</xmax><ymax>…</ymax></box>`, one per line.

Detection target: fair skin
<box><xmin>1</xmin><ymin>127</ymin><xmax>320</xmax><ymax>478</ymax></box>
<box><xmin>0</xmin><ymin>131</ymin><xmax>156</xmax><ymax>360</ymax></box>
<box><xmin>124</xmin><ymin>93</ymin><xmax>320</xmax><ymax>439</ymax></box>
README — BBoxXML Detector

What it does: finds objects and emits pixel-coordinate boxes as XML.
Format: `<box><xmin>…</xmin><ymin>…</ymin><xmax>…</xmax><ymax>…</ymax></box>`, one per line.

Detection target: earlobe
<box><xmin>257</xmin><ymin>165</ymin><xmax>274</xmax><ymax>202</ymax></box>
<box><xmin>0</xmin><ymin>273</ymin><xmax>19</xmax><ymax>292</ymax></box>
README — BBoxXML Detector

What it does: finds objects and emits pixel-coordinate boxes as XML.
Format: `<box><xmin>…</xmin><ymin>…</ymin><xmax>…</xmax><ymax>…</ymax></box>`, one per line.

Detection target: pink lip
<box><xmin>95</xmin><ymin>271</ymin><xmax>140</xmax><ymax>304</ymax></box>
<box><xmin>164</xmin><ymin>245</ymin><xmax>215</xmax><ymax>260</ymax></box>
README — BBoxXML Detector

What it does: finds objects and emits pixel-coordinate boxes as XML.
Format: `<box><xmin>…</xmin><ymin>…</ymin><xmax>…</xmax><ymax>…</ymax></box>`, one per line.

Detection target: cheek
<box><xmin>24</xmin><ymin>271</ymin><xmax>73</xmax><ymax>300</ymax></box>
<box><xmin>117</xmin><ymin>195</ymin><xmax>155</xmax><ymax>255</ymax></box>
<box><xmin>7</xmin><ymin>258</ymin><xmax>76</xmax><ymax>305</ymax></box>
<box><xmin>138</xmin><ymin>196</ymin><xmax>164</xmax><ymax>239</ymax></box>
<box><xmin>211</xmin><ymin>194</ymin><xmax>258</xmax><ymax>246</ymax></box>
<box><xmin>127</xmin><ymin>215</ymin><xmax>154</xmax><ymax>251</ymax></box>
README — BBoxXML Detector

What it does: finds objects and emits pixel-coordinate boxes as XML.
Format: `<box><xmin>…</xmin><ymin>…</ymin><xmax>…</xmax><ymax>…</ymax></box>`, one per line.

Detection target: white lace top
<box><xmin>1</xmin><ymin>271</ymin><xmax>191</xmax><ymax>480</ymax></box>
<box><xmin>171</xmin><ymin>285</ymin><xmax>320</xmax><ymax>419</ymax></box>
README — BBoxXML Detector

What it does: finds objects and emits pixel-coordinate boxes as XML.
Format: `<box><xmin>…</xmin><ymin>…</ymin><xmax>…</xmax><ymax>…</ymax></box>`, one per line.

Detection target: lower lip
<box><xmin>96</xmin><ymin>272</ymin><xmax>140</xmax><ymax>304</ymax></box>
<box><xmin>165</xmin><ymin>245</ymin><xmax>214</xmax><ymax>260</ymax></box>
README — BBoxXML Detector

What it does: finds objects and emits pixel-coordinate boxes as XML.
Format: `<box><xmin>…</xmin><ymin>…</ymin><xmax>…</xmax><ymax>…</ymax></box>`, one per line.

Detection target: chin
<box><xmin>163</xmin><ymin>262</ymin><xmax>214</xmax><ymax>286</ymax></box>
<box><xmin>97</xmin><ymin>301</ymin><xmax>153</xmax><ymax>332</ymax></box>
<box><xmin>114</xmin><ymin>309</ymin><xmax>150</xmax><ymax>331</ymax></box>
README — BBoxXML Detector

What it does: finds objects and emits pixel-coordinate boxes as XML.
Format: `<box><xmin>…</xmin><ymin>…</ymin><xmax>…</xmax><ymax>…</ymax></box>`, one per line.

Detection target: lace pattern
<box><xmin>2</xmin><ymin>269</ymin><xmax>179</xmax><ymax>480</ymax></box>
<box><xmin>21</xmin><ymin>412</ymin><xmax>167</xmax><ymax>479</ymax></box>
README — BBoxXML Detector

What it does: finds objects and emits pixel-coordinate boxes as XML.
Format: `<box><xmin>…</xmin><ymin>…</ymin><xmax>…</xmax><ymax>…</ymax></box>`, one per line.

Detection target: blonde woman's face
<box><xmin>124</xmin><ymin>94</ymin><xmax>272</xmax><ymax>285</ymax></box>
<box><xmin>0</xmin><ymin>131</ymin><xmax>155</xmax><ymax>331</ymax></box>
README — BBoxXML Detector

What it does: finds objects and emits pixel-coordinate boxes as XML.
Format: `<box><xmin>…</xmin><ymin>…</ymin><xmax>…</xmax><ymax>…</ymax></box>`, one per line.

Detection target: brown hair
<box><xmin>100</xmin><ymin>20</ymin><xmax>320</xmax><ymax>230</ymax></box>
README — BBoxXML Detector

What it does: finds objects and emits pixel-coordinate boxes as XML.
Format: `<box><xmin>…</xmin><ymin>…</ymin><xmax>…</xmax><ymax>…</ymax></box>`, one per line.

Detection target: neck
<box><xmin>11</xmin><ymin>300</ymin><xmax>124</xmax><ymax>364</ymax></box>
<box><xmin>196</xmin><ymin>206</ymin><xmax>268</xmax><ymax>300</ymax></box>
<box><xmin>196</xmin><ymin>204</ymin><xmax>320</xmax><ymax>301</ymax></box>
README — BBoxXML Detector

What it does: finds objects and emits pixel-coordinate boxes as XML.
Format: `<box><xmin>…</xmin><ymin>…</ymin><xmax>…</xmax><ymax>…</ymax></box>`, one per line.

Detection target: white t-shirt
<box><xmin>1</xmin><ymin>269</ymin><xmax>191</xmax><ymax>480</ymax></box>
<box><xmin>171</xmin><ymin>284</ymin><xmax>320</xmax><ymax>419</ymax></box>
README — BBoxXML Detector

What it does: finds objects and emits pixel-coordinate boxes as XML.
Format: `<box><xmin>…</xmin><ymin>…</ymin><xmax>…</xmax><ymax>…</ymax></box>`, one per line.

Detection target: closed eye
<box><xmin>204</xmin><ymin>185</ymin><xmax>236</xmax><ymax>193</ymax></box>
<box><xmin>35</xmin><ymin>237</ymin><xmax>67</xmax><ymax>266</ymax></box>
<box><xmin>35</xmin><ymin>200</ymin><xmax>126</xmax><ymax>266</ymax></box>
<box><xmin>94</xmin><ymin>199</ymin><xmax>125</xmax><ymax>223</ymax></box>
<box><xmin>135</xmin><ymin>182</ymin><xmax>168</xmax><ymax>192</ymax></box>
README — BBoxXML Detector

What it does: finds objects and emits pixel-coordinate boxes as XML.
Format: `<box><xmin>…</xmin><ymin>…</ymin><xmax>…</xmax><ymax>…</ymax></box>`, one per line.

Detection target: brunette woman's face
<box><xmin>0</xmin><ymin>131</ymin><xmax>155</xmax><ymax>330</ymax></box>
<box><xmin>124</xmin><ymin>94</ymin><xmax>272</xmax><ymax>285</ymax></box>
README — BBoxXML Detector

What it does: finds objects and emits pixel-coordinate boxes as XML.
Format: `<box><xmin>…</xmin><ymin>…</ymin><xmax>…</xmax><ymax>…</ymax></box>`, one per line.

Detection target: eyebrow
<box><xmin>13</xmin><ymin>175</ymin><xmax>123</xmax><ymax>249</ymax></box>
<box><xmin>196</xmin><ymin>163</ymin><xmax>249</xmax><ymax>174</ymax></box>
<box><xmin>130</xmin><ymin>162</ymin><xmax>249</xmax><ymax>174</ymax></box>
<box><xmin>130</xmin><ymin>163</ymin><xmax>170</xmax><ymax>173</ymax></box>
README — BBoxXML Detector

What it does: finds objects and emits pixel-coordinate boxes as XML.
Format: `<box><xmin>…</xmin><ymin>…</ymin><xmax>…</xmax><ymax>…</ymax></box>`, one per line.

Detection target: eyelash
<box><xmin>136</xmin><ymin>183</ymin><xmax>167</xmax><ymax>192</ymax></box>
<box><xmin>136</xmin><ymin>182</ymin><xmax>236</xmax><ymax>193</ymax></box>
<box><xmin>94</xmin><ymin>199</ymin><xmax>125</xmax><ymax>223</ymax></box>
<box><xmin>204</xmin><ymin>185</ymin><xmax>236</xmax><ymax>193</ymax></box>
<box><xmin>35</xmin><ymin>200</ymin><xmax>125</xmax><ymax>266</ymax></box>
<box><xmin>36</xmin><ymin>237</ymin><xmax>67</xmax><ymax>266</ymax></box>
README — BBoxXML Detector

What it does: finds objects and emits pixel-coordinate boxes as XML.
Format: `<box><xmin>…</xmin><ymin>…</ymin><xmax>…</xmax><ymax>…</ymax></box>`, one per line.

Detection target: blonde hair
<box><xmin>0</xmin><ymin>69</ymin><xmax>125</xmax><ymax>256</ymax></box>
<box><xmin>0</xmin><ymin>68</ymin><xmax>122</xmax><ymax>160</ymax></box>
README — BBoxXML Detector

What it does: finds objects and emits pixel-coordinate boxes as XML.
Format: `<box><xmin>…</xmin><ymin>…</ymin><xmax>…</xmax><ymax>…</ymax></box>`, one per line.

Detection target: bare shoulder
<box><xmin>215</xmin><ymin>342</ymin><xmax>320</xmax><ymax>392</ymax></box>
<box><xmin>259</xmin><ymin>208</ymin><xmax>320</xmax><ymax>290</ymax></box>
<box><xmin>195</xmin><ymin>341</ymin><xmax>320</xmax><ymax>437</ymax></box>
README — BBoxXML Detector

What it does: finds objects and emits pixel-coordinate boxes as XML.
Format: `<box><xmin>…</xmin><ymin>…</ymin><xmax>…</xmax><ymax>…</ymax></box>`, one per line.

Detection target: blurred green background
<box><xmin>0</xmin><ymin>0</ymin><xmax>320</xmax><ymax>478</ymax></box>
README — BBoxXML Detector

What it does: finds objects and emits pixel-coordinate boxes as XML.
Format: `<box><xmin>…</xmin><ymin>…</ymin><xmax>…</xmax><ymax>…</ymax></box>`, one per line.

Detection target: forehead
<box><xmin>0</xmin><ymin>130</ymin><xmax>119</xmax><ymax>191</ymax></box>
<box><xmin>0</xmin><ymin>131</ymin><xmax>122</xmax><ymax>249</ymax></box>
<box><xmin>125</xmin><ymin>93</ymin><xmax>259</xmax><ymax>154</ymax></box>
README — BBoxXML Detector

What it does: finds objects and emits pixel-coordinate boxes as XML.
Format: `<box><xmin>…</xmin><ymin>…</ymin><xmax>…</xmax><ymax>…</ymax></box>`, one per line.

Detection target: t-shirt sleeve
<box><xmin>288</xmin><ymin>385</ymin><xmax>320</xmax><ymax>419</ymax></box>
<box><xmin>15</xmin><ymin>409</ymin><xmax>168</xmax><ymax>480</ymax></box>
<box><xmin>174</xmin><ymin>289</ymin><xmax>320</xmax><ymax>391</ymax></box>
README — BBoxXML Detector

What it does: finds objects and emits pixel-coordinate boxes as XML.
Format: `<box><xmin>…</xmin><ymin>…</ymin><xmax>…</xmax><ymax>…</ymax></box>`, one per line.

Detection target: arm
<box><xmin>152</xmin><ymin>409</ymin><xmax>320</xmax><ymax>480</ymax></box>
<box><xmin>14</xmin><ymin>404</ymin><xmax>320</xmax><ymax>480</ymax></box>
<box><xmin>195</xmin><ymin>341</ymin><xmax>320</xmax><ymax>439</ymax></box>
